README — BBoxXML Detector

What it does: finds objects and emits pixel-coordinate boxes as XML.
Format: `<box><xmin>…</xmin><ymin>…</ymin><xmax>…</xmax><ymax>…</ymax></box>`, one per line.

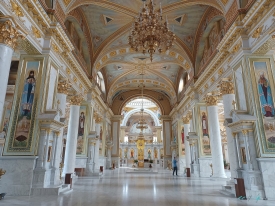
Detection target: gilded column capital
<box><xmin>186</xmin><ymin>111</ymin><xmax>192</xmax><ymax>120</ymax></box>
<box><xmin>0</xmin><ymin>18</ymin><xmax>23</xmax><ymax>49</ymax></box>
<box><xmin>204</xmin><ymin>93</ymin><xmax>219</xmax><ymax>106</ymax></box>
<box><xmin>57</xmin><ymin>80</ymin><xmax>71</xmax><ymax>94</ymax></box>
<box><xmin>218</xmin><ymin>78</ymin><xmax>235</xmax><ymax>95</ymax></box>
<box><xmin>242</xmin><ymin>130</ymin><xmax>248</xmax><ymax>135</ymax></box>
<box><xmin>182</xmin><ymin>116</ymin><xmax>190</xmax><ymax>124</ymax></box>
<box><xmin>69</xmin><ymin>95</ymin><xmax>83</xmax><ymax>106</ymax></box>
<box><xmin>95</xmin><ymin>115</ymin><xmax>102</xmax><ymax>123</ymax></box>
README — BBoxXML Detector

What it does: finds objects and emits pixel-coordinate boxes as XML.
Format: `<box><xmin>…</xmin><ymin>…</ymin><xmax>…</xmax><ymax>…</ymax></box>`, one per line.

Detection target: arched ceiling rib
<box><xmin>62</xmin><ymin>0</ymin><xmax>228</xmax><ymax>107</ymax></box>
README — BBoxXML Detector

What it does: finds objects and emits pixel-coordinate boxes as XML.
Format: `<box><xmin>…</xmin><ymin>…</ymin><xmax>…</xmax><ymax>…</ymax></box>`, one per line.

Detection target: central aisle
<box><xmin>2</xmin><ymin>168</ymin><xmax>275</xmax><ymax>206</ymax></box>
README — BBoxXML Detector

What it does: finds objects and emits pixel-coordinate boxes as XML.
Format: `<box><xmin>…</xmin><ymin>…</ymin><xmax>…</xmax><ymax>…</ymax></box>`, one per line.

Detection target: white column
<box><xmin>205</xmin><ymin>94</ymin><xmax>226</xmax><ymax>178</ymax></box>
<box><xmin>36</xmin><ymin>130</ymin><xmax>47</xmax><ymax>168</ymax></box>
<box><xmin>183</xmin><ymin>118</ymin><xmax>191</xmax><ymax>169</ymax></box>
<box><xmin>63</xmin><ymin>96</ymin><xmax>82</xmax><ymax>174</ymax></box>
<box><xmin>0</xmin><ymin>19</ymin><xmax>20</xmax><ymax>126</ymax></box>
<box><xmin>106</xmin><ymin>141</ymin><xmax>113</xmax><ymax>168</ymax></box>
<box><xmin>220</xmin><ymin>79</ymin><xmax>238</xmax><ymax>178</ymax></box>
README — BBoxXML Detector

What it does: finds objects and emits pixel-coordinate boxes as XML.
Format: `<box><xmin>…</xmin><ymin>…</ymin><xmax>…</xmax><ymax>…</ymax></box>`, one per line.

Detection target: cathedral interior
<box><xmin>1</xmin><ymin>0</ymin><xmax>275</xmax><ymax>205</ymax></box>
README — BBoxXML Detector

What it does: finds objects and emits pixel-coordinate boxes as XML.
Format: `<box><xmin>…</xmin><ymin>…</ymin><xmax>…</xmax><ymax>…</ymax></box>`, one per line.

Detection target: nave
<box><xmin>3</xmin><ymin>169</ymin><xmax>275</xmax><ymax>206</ymax></box>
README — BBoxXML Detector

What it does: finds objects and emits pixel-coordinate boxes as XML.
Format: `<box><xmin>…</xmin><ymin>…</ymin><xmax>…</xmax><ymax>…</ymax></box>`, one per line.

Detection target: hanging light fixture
<box><xmin>128</xmin><ymin>0</ymin><xmax>176</xmax><ymax>61</ymax></box>
<box><xmin>136</xmin><ymin>65</ymin><xmax>148</xmax><ymax>137</ymax></box>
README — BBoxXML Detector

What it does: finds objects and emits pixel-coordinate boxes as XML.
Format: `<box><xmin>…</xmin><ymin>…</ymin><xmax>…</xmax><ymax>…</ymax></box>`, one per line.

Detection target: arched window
<box><xmin>178</xmin><ymin>77</ymin><xmax>184</xmax><ymax>94</ymax></box>
<box><xmin>97</xmin><ymin>72</ymin><xmax>106</xmax><ymax>94</ymax></box>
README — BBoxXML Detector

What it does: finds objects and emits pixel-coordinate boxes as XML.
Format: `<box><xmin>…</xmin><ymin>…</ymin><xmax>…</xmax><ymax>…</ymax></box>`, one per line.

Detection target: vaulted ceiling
<box><xmin>61</xmin><ymin>0</ymin><xmax>234</xmax><ymax>106</ymax></box>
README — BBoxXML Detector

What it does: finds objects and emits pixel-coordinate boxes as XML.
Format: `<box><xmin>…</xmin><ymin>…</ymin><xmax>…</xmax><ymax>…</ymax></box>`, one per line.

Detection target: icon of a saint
<box><xmin>258</xmin><ymin>72</ymin><xmax>274</xmax><ymax>117</ymax></box>
<box><xmin>21</xmin><ymin>71</ymin><xmax>36</xmax><ymax>117</ymax></box>
<box><xmin>202</xmin><ymin>112</ymin><xmax>208</xmax><ymax>136</ymax></box>
<box><xmin>78</xmin><ymin>112</ymin><xmax>85</xmax><ymax>136</ymax></box>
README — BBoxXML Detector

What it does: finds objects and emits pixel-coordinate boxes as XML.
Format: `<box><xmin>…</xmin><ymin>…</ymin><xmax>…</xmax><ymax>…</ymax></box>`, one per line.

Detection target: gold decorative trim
<box><xmin>31</xmin><ymin>26</ymin><xmax>41</xmax><ymax>38</ymax></box>
<box><xmin>10</xmin><ymin>0</ymin><xmax>24</xmax><ymax>17</ymax></box>
<box><xmin>218</xmin><ymin>78</ymin><xmax>235</xmax><ymax>95</ymax></box>
<box><xmin>69</xmin><ymin>95</ymin><xmax>83</xmax><ymax>106</ymax></box>
<box><xmin>204</xmin><ymin>93</ymin><xmax>219</xmax><ymax>106</ymax></box>
<box><xmin>0</xmin><ymin>19</ymin><xmax>22</xmax><ymax>49</ymax></box>
<box><xmin>57</xmin><ymin>80</ymin><xmax>71</xmax><ymax>94</ymax></box>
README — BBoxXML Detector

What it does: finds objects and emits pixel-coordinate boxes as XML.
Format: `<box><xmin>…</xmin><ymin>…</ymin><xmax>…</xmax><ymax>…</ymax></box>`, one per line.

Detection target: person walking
<box><xmin>173</xmin><ymin>157</ymin><xmax>178</xmax><ymax>176</ymax></box>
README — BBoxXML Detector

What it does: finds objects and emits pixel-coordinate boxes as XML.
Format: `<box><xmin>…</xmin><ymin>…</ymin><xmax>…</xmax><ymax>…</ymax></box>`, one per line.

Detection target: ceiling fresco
<box><xmin>81</xmin><ymin>4</ymin><xmax>132</xmax><ymax>50</ymax></box>
<box><xmin>63</xmin><ymin>0</ymin><xmax>229</xmax><ymax>106</ymax></box>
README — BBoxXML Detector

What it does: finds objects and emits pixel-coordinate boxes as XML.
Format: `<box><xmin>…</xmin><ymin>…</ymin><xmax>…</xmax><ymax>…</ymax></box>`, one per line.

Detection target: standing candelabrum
<box><xmin>59</xmin><ymin>163</ymin><xmax>64</xmax><ymax>180</ymax></box>
<box><xmin>0</xmin><ymin>168</ymin><xmax>6</xmax><ymax>200</ymax></box>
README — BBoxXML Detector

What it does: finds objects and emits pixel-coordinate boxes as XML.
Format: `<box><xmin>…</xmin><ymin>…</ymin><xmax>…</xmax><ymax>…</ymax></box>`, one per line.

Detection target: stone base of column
<box><xmin>31</xmin><ymin>168</ymin><xmax>65</xmax><ymax>196</ymax></box>
<box><xmin>220</xmin><ymin>179</ymin><xmax>236</xmax><ymax>197</ymax></box>
<box><xmin>50</xmin><ymin>168</ymin><xmax>63</xmax><ymax>186</ymax></box>
<box><xmin>198</xmin><ymin>158</ymin><xmax>212</xmax><ymax>177</ymax></box>
<box><xmin>178</xmin><ymin>157</ymin><xmax>186</xmax><ymax>174</ymax></box>
<box><xmin>191</xmin><ymin>164</ymin><xmax>200</xmax><ymax>177</ymax></box>
<box><xmin>85</xmin><ymin>163</ymin><xmax>100</xmax><ymax>176</ymax></box>
<box><xmin>0</xmin><ymin>156</ymin><xmax>37</xmax><ymax>196</ymax></box>
<box><xmin>32</xmin><ymin>168</ymin><xmax>51</xmax><ymax>188</ymax></box>
<box><xmin>242</xmin><ymin>170</ymin><xmax>266</xmax><ymax>200</ymax></box>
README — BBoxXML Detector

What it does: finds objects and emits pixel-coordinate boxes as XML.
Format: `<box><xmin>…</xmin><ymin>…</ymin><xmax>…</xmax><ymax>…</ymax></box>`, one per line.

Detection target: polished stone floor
<box><xmin>1</xmin><ymin>168</ymin><xmax>275</xmax><ymax>206</ymax></box>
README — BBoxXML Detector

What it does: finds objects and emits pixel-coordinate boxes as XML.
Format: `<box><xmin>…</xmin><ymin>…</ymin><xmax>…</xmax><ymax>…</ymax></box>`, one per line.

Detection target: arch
<box><xmin>111</xmin><ymin>90</ymin><xmax>171</xmax><ymax>115</ymax></box>
<box><xmin>64</xmin><ymin>15</ymin><xmax>92</xmax><ymax>73</ymax></box>
<box><xmin>121</xmin><ymin>108</ymin><xmax>161</xmax><ymax>127</ymax></box>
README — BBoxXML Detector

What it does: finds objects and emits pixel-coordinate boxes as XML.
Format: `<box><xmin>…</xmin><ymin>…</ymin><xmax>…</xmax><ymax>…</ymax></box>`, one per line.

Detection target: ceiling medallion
<box><xmin>128</xmin><ymin>0</ymin><xmax>176</xmax><ymax>61</ymax></box>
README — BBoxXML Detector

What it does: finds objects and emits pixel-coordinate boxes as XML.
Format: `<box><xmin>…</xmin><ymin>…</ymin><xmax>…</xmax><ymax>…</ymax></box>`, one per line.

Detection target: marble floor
<box><xmin>1</xmin><ymin>168</ymin><xmax>275</xmax><ymax>206</ymax></box>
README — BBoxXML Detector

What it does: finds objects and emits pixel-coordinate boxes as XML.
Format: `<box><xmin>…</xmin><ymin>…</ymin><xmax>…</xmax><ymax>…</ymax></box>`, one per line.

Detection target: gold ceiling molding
<box><xmin>67</xmin><ymin>0</ymin><xmax>138</xmax><ymax>17</ymax></box>
<box><xmin>93</xmin><ymin>22</ymin><xmax>132</xmax><ymax>62</ymax></box>
<box><xmin>0</xmin><ymin>19</ymin><xmax>24</xmax><ymax>50</ymax></box>
<box><xmin>17</xmin><ymin>38</ymin><xmax>40</xmax><ymax>54</ymax></box>
<box><xmin>10</xmin><ymin>0</ymin><xmax>24</xmax><ymax>17</ymax></box>
<box><xmin>107</xmin><ymin>67</ymin><xmax>176</xmax><ymax>94</ymax></box>
<box><xmin>221</xmin><ymin>0</ymin><xmax>229</xmax><ymax>5</ymax></box>
<box><xmin>254</xmin><ymin>36</ymin><xmax>275</xmax><ymax>54</ymax></box>
<box><xmin>161</xmin><ymin>0</ymin><xmax>224</xmax><ymax>14</ymax></box>
<box><xmin>31</xmin><ymin>26</ymin><xmax>41</xmax><ymax>38</ymax></box>
<box><xmin>63</xmin><ymin>0</ymin><xmax>72</xmax><ymax>7</ymax></box>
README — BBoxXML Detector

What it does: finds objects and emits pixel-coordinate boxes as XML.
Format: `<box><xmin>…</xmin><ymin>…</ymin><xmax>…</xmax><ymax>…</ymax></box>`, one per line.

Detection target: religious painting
<box><xmin>130</xmin><ymin>148</ymin><xmax>134</xmax><ymax>158</ymax></box>
<box><xmin>76</xmin><ymin>105</ymin><xmax>87</xmax><ymax>155</ymax></box>
<box><xmin>251</xmin><ymin>60</ymin><xmax>275</xmax><ymax>151</ymax></box>
<box><xmin>181</xmin><ymin>126</ymin><xmax>185</xmax><ymax>155</ymax></box>
<box><xmin>7</xmin><ymin>61</ymin><xmax>42</xmax><ymax>150</ymax></box>
<box><xmin>198</xmin><ymin>106</ymin><xmax>211</xmax><ymax>156</ymax></box>
<box><xmin>99</xmin><ymin>142</ymin><xmax>103</xmax><ymax>156</ymax></box>
<box><xmin>172</xmin><ymin>122</ymin><xmax>178</xmax><ymax>143</ymax></box>
<box><xmin>154</xmin><ymin>148</ymin><xmax>158</xmax><ymax>159</ymax></box>
<box><xmin>0</xmin><ymin>101</ymin><xmax>13</xmax><ymax>138</ymax></box>
<box><xmin>147</xmin><ymin>148</ymin><xmax>152</xmax><ymax>159</ymax></box>
<box><xmin>47</xmin><ymin>146</ymin><xmax>52</xmax><ymax>162</ymax></box>
<box><xmin>240</xmin><ymin>147</ymin><xmax>247</xmax><ymax>164</ymax></box>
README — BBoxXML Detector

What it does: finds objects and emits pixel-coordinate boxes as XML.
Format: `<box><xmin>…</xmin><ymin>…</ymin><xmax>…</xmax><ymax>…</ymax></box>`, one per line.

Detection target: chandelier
<box><xmin>136</xmin><ymin>66</ymin><xmax>148</xmax><ymax>136</ymax></box>
<box><xmin>128</xmin><ymin>0</ymin><xmax>176</xmax><ymax>61</ymax></box>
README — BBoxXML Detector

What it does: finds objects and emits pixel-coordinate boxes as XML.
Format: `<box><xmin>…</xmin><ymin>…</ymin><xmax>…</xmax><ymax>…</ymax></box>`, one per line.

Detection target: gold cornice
<box><xmin>204</xmin><ymin>93</ymin><xmax>219</xmax><ymax>106</ymax></box>
<box><xmin>0</xmin><ymin>19</ymin><xmax>23</xmax><ymax>49</ymax></box>
<box><xmin>57</xmin><ymin>80</ymin><xmax>71</xmax><ymax>94</ymax></box>
<box><xmin>69</xmin><ymin>95</ymin><xmax>83</xmax><ymax>105</ymax></box>
<box><xmin>218</xmin><ymin>79</ymin><xmax>235</xmax><ymax>95</ymax></box>
<box><xmin>39</xmin><ymin>120</ymin><xmax>65</xmax><ymax>128</ymax></box>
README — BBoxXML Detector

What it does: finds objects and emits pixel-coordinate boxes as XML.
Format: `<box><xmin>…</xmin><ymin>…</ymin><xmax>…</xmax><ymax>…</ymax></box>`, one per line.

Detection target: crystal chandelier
<box><xmin>136</xmin><ymin>66</ymin><xmax>148</xmax><ymax>137</ymax></box>
<box><xmin>128</xmin><ymin>0</ymin><xmax>176</xmax><ymax>61</ymax></box>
